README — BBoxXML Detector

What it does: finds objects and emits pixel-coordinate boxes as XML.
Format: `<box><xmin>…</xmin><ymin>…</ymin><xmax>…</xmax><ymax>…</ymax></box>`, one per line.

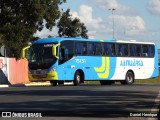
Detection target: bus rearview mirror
<box><xmin>52</xmin><ymin>43</ymin><xmax>60</xmax><ymax>59</ymax></box>
<box><xmin>22</xmin><ymin>46</ymin><xmax>30</xmax><ymax>60</ymax></box>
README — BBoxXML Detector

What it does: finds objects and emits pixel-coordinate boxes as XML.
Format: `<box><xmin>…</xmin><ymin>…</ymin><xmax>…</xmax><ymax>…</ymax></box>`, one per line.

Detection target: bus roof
<box><xmin>32</xmin><ymin>37</ymin><xmax>155</xmax><ymax>45</ymax></box>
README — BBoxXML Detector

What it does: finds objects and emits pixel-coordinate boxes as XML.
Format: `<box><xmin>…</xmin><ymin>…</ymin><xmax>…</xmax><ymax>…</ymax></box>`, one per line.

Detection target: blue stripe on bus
<box><xmin>151</xmin><ymin>45</ymin><xmax>159</xmax><ymax>78</ymax></box>
<box><xmin>107</xmin><ymin>57</ymin><xmax>116</xmax><ymax>80</ymax></box>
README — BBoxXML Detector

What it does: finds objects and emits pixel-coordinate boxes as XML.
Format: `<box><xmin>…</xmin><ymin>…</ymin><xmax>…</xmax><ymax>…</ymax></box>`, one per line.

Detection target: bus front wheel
<box><xmin>74</xmin><ymin>71</ymin><xmax>81</xmax><ymax>86</ymax></box>
<box><xmin>50</xmin><ymin>81</ymin><xmax>58</xmax><ymax>86</ymax></box>
<box><xmin>121</xmin><ymin>71</ymin><xmax>134</xmax><ymax>85</ymax></box>
<box><xmin>58</xmin><ymin>81</ymin><xmax>64</xmax><ymax>85</ymax></box>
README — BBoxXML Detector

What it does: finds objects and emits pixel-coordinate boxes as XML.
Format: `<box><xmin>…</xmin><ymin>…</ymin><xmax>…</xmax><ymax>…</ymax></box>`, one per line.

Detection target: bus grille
<box><xmin>32</xmin><ymin>74</ymin><xmax>47</xmax><ymax>79</ymax></box>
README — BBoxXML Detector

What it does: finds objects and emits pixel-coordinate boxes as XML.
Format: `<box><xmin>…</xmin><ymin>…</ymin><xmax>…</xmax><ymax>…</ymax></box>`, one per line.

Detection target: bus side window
<box><xmin>111</xmin><ymin>44</ymin><xmax>115</xmax><ymax>56</ymax></box>
<box><xmin>75</xmin><ymin>42</ymin><xmax>82</xmax><ymax>55</ymax></box>
<box><xmin>60</xmin><ymin>46</ymin><xmax>68</xmax><ymax>60</ymax></box>
<box><xmin>75</xmin><ymin>42</ymin><xmax>87</xmax><ymax>55</ymax></box>
<box><xmin>116</xmin><ymin>44</ymin><xmax>122</xmax><ymax>56</ymax></box>
<box><xmin>130</xmin><ymin>44</ymin><xmax>141</xmax><ymax>57</ymax></box>
<box><xmin>88</xmin><ymin>43</ymin><xmax>94</xmax><ymax>55</ymax></box>
<box><xmin>142</xmin><ymin>45</ymin><xmax>149</xmax><ymax>57</ymax></box>
<box><xmin>95</xmin><ymin>43</ymin><xmax>102</xmax><ymax>55</ymax></box>
<box><xmin>136</xmin><ymin>45</ymin><xmax>141</xmax><ymax>57</ymax></box>
<box><xmin>107</xmin><ymin>44</ymin><xmax>112</xmax><ymax>56</ymax></box>
<box><xmin>102</xmin><ymin>43</ymin><xmax>109</xmax><ymax>56</ymax></box>
<box><xmin>148</xmin><ymin>45</ymin><xmax>155</xmax><ymax>57</ymax></box>
<box><xmin>102</xmin><ymin>43</ymin><xmax>115</xmax><ymax>56</ymax></box>
<box><xmin>82</xmin><ymin>43</ymin><xmax>87</xmax><ymax>55</ymax></box>
<box><xmin>59</xmin><ymin>41</ymin><xmax>74</xmax><ymax>64</ymax></box>
<box><xmin>130</xmin><ymin>45</ymin><xmax>136</xmax><ymax>56</ymax></box>
<box><xmin>64</xmin><ymin>47</ymin><xmax>68</xmax><ymax>59</ymax></box>
<box><xmin>122</xmin><ymin>44</ymin><xmax>128</xmax><ymax>56</ymax></box>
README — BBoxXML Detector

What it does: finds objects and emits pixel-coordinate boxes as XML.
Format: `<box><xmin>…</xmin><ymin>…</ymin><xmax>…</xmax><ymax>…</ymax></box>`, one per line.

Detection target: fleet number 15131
<box><xmin>75</xmin><ymin>59</ymin><xmax>86</xmax><ymax>63</ymax></box>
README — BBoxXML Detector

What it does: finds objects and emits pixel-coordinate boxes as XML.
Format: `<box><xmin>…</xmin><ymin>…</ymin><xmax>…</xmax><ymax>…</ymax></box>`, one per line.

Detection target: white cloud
<box><xmin>34</xmin><ymin>4</ymin><xmax>146</xmax><ymax>41</ymax></box>
<box><xmin>108</xmin><ymin>15</ymin><xmax>146</xmax><ymax>40</ymax></box>
<box><xmin>70</xmin><ymin>5</ymin><xmax>146</xmax><ymax>40</ymax></box>
<box><xmin>91</xmin><ymin>0</ymin><xmax>118</xmax><ymax>10</ymax></box>
<box><xmin>71</xmin><ymin>5</ymin><xmax>105</xmax><ymax>39</ymax></box>
<box><xmin>34</xmin><ymin>20</ymin><xmax>58</xmax><ymax>38</ymax></box>
<box><xmin>89</xmin><ymin>0</ymin><xmax>136</xmax><ymax>15</ymax></box>
<box><xmin>147</xmin><ymin>0</ymin><xmax>160</xmax><ymax>15</ymax></box>
<box><xmin>117</xmin><ymin>16</ymin><xmax>145</xmax><ymax>33</ymax></box>
<box><xmin>34</xmin><ymin>27</ymin><xmax>57</xmax><ymax>38</ymax></box>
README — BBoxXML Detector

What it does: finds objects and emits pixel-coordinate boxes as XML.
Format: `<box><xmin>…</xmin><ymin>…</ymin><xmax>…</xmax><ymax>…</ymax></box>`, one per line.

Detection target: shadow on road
<box><xmin>0</xmin><ymin>85</ymin><xmax>159</xmax><ymax>118</ymax></box>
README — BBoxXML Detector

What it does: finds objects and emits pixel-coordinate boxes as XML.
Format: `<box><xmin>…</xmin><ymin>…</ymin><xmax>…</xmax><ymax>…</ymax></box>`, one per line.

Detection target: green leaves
<box><xmin>57</xmin><ymin>9</ymin><xmax>88</xmax><ymax>38</ymax></box>
<box><xmin>0</xmin><ymin>0</ymin><xmax>89</xmax><ymax>59</ymax></box>
<box><xmin>0</xmin><ymin>0</ymin><xmax>66</xmax><ymax>59</ymax></box>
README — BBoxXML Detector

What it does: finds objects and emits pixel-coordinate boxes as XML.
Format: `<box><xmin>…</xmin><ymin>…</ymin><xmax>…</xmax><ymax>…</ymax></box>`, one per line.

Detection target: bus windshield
<box><xmin>28</xmin><ymin>43</ymin><xmax>57</xmax><ymax>70</ymax></box>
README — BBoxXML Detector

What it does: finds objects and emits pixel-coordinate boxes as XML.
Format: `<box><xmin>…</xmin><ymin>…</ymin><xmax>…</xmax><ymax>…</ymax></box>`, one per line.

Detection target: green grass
<box><xmin>84</xmin><ymin>81</ymin><xmax>100</xmax><ymax>85</ymax></box>
<box><xmin>135</xmin><ymin>75</ymin><xmax>160</xmax><ymax>84</ymax></box>
<box><xmin>84</xmin><ymin>75</ymin><xmax>160</xmax><ymax>84</ymax></box>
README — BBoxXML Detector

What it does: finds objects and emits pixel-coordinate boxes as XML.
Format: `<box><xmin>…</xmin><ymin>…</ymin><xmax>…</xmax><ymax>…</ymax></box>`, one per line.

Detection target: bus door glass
<box><xmin>59</xmin><ymin>41</ymin><xmax>74</xmax><ymax>65</ymax></box>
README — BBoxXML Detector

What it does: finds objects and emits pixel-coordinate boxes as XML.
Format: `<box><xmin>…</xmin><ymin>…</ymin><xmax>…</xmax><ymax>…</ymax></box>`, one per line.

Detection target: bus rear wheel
<box><xmin>74</xmin><ymin>71</ymin><xmax>81</xmax><ymax>86</ymax></box>
<box><xmin>121</xmin><ymin>71</ymin><xmax>134</xmax><ymax>85</ymax></box>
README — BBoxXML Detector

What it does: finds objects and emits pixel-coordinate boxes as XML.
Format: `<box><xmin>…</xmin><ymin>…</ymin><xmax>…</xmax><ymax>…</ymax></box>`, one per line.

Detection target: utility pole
<box><xmin>109</xmin><ymin>8</ymin><xmax>116</xmax><ymax>40</ymax></box>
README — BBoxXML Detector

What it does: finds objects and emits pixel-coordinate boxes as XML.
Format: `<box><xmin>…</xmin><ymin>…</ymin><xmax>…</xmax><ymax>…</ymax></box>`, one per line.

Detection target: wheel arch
<box><xmin>126</xmin><ymin>69</ymin><xmax>135</xmax><ymax>80</ymax></box>
<box><xmin>74</xmin><ymin>69</ymin><xmax>85</xmax><ymax>83</ymax></box>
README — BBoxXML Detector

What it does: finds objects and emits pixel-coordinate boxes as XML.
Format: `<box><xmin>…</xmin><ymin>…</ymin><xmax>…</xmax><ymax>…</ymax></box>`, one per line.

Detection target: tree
<box><xmin>0</xmin><ymin>0</ymin><xmax>66</xmax><ymax>58</ymax></box>
<box><xmin>57</xmin><ymin>9</ymin><xmax>88</xmax><ymax>38</ymax></box>
<box><xmin>0</xmin><ymin>33</ymin><xmax>3</xmax><ymax>46</ymax></box>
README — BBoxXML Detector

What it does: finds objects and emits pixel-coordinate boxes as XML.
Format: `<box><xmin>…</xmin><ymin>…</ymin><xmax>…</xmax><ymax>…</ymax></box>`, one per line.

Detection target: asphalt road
<box><xmin>0</xmin><ymin>84</ymin><xmax>160</xmax><ymax>120</ymax></box>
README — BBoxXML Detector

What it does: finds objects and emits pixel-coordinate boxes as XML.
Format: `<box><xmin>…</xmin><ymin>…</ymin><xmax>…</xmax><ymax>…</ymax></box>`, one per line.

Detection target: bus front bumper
<box><xmin>28</xmin><ymin>71</ymin><xmax>58</xmax><ymax>82</ymax></box>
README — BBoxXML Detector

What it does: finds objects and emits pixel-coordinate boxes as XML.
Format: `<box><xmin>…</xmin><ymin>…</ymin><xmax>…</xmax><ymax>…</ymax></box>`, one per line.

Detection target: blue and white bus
<box><xmin>22</xmin><ymin>37</ymin><xmax>159</xmax><ymax>86</ymax></box>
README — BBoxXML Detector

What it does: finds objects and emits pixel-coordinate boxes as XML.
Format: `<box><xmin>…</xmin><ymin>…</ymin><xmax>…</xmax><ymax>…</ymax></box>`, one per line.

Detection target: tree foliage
<box><xmin>0</xmin><ymin>0</ymin><xmax>66</xmax><ymax>58</ymax></box>
<box><xmin>57</xmin><ymin>9</ymin><xmax>88</xmax><ymax>38</ymax></box>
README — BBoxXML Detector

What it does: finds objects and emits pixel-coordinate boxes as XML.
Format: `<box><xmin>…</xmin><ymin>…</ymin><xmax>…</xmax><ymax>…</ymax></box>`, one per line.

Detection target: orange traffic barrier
<box><xmin>9</xmin><ymin>58</ymin><xmax>29</xmax><ymax>84</ymax></box>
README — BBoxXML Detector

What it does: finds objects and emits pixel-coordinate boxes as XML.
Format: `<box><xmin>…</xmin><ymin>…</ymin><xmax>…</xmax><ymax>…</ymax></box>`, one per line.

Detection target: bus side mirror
<box><xmin>52</xmin><ymin>43</ymin><xmax>60</xmax><ymax>59</ymax></box>
<box><xmin>22</xmin><ymin>46</ymin><xmax>30</xmax><ymax>60</ymax></box>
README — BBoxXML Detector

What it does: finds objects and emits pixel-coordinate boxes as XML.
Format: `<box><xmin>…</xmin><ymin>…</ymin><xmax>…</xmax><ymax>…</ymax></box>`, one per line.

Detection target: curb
<box><xmin>0</xmin><ymin>82</ymin><xmax>74</xmax><ymax>88</ymax></box>
<box><xmin>0</xmin><ymin>82</ymin><xmax>51</xmax><ymax>88</ymax></box>
<box><xmin>25</xmin><ymin>82</ymin><xmax>51</xmax><ymax>86</ymax></box>
<box><xmin>25</xmin><ymin>82</ymin><xmax>73</xmax><ymax>86</ymax></box>
<box><xmin>0</xmin><ymin>85</ymin><xmax>9</xmax><ymax>88</ymax></box>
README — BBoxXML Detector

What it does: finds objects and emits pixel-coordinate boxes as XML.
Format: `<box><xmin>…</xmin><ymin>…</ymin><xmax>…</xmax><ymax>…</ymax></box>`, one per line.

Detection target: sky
<box><xmin>35</xmin><ymin>0</ymin><xmax>160</xmax><ymax>46</ymax></box>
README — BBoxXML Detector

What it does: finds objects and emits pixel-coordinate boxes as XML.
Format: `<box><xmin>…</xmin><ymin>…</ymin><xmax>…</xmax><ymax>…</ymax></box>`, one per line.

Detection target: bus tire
<box><xmin>74</xmin><ymin>71</ymin><xmax>81</xmax><ymax>86</ymax></box>
<box><xmin>100</xmin><ymin>80</ymin><xmax>115</xmax><ymax>85</ymax></box>
<box><xmin>50</xmin><ymin>81</ymin><xmax>58</xmax><ymax>86</ymax></box>
<box><xmin>58</xmin><ymin>81</ymin><xmax>64</xmax><ymax>85</ymax></box>
<box><xmin>121</xmin><ymin>71</ymin><xmax>134</xmax><ymax>85</ymax></box>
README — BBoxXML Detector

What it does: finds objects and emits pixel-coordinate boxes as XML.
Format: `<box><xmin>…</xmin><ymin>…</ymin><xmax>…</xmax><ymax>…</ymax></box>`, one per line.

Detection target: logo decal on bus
<box><xmin>120</xmin><ymin>59</ymin><xmax>143</xmax><ymax>66</ymax></box>
<box><xmin>94</xmin><ymin>57</ymin><xmax>110</xmax><ymax>79</ymax></box>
